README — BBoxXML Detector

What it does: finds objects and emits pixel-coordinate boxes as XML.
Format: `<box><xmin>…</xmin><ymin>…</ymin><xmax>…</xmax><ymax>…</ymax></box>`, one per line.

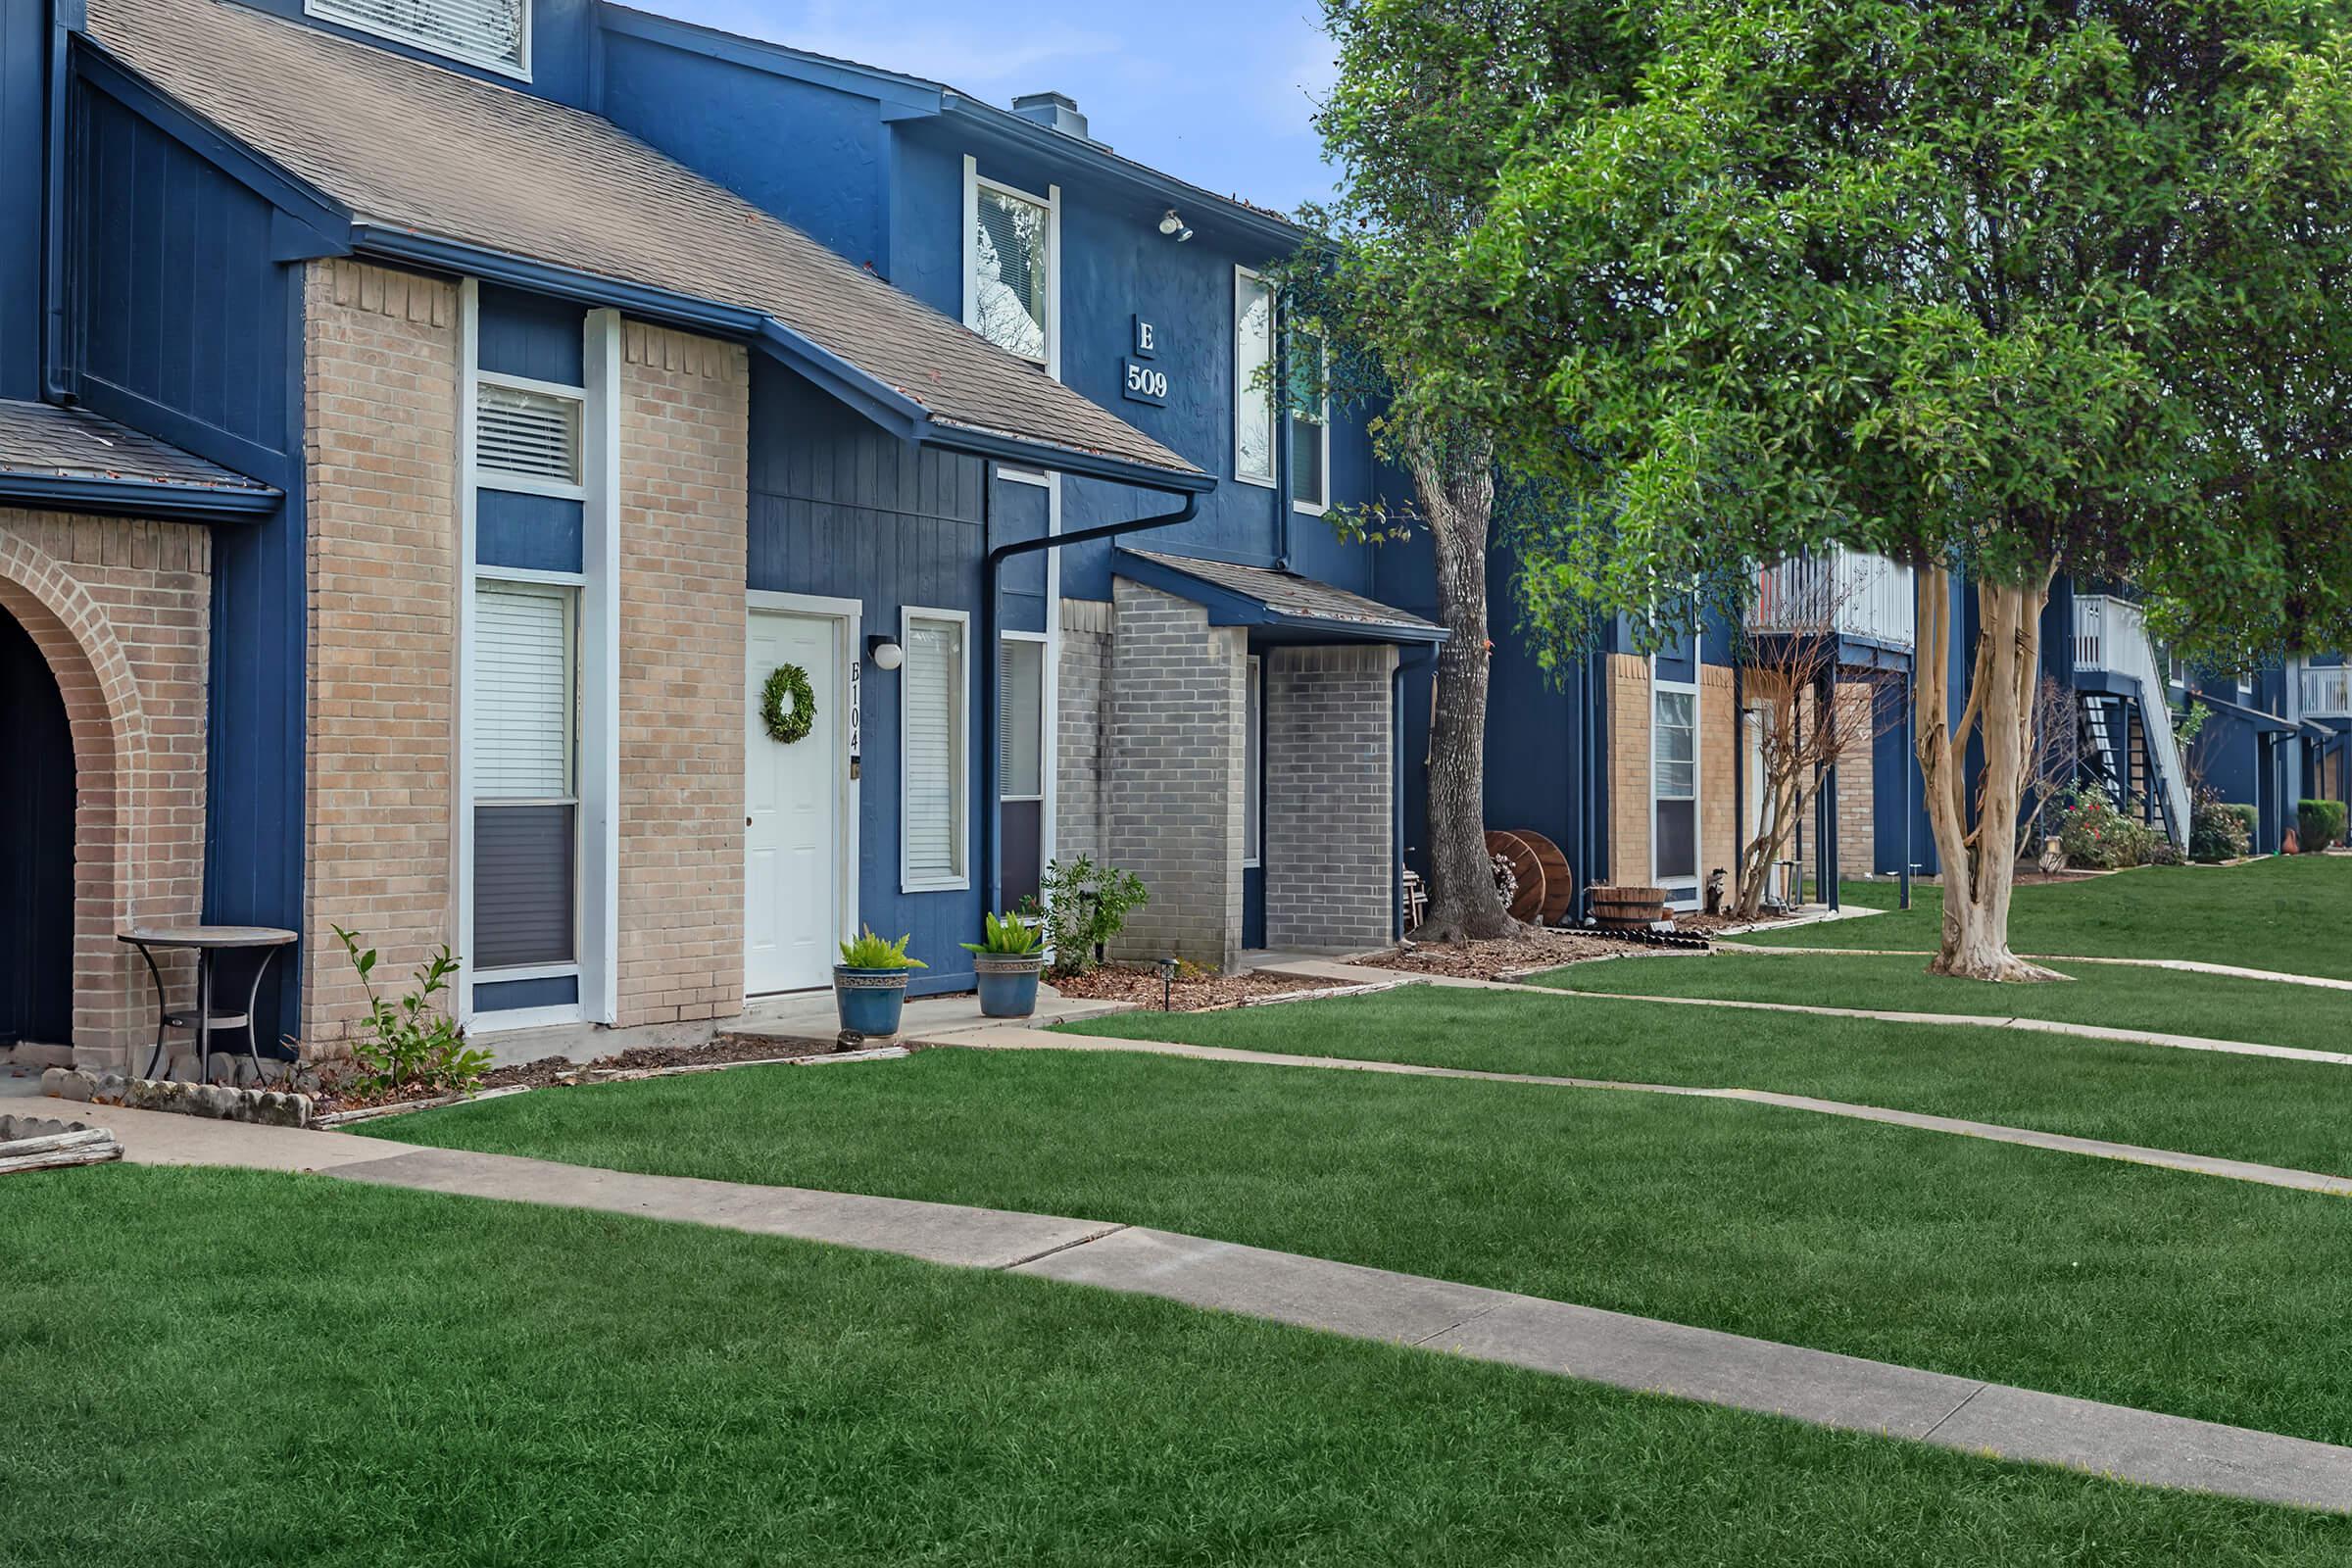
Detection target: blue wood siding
<box><xmin>0</xmin><ymin>0</ymin><xmax>45</xmax><ymax>399</ymax></box>
<box><xmin>747</xmin><ymin>360</ymin><xmax>991</xmax><ymax>992</ymax></box>
<box><xmin>70</xmin><ymin>80</ymin><xmax>306</xmax><ymax>1042</ymax></box>
<box><xmin>476</xmin><ymin>283</ymin><xmax>584</xmax><ymax>384</ymax></box>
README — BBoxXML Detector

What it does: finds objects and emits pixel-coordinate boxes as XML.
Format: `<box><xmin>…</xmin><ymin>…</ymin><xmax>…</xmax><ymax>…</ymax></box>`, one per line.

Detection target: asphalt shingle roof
<box><xmin>1123</xmin><ymin>550</ymin><xmax>1443</xmax><ymax>636</ymax></box>
<box><xmin>0</xmin><ymin>398</ymin><xmax>274</xmax><ymax>492</ymax></box>
<box><xmin>84</xmin><ymin>0</ymin><xmax>1200</xmax><ymax>482</ymax></box>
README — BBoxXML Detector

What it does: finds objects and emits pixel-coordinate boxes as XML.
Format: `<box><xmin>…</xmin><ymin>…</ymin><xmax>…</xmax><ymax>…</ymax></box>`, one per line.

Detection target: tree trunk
<box><xmin>1407</xmin><ymin>435</ymin><xmax>1514</xmax><ymax>943</ymax></box>
<box><xmin>1913</xmin><ymin>562</ymin><xmax>2069</xmax><ymax>982</ymax></box>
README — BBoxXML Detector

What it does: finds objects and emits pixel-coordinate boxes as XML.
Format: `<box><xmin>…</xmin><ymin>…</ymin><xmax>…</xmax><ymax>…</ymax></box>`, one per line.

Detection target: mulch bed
<box><xmin>304</xmin><ymin>1034</ymin><xmax>857</xmax><ymax>1116</ymax></box>
<box><xmin>1361</xmin><ymin>927</ymin><xmax>1632</xmax><ymax>981</ymax></box>
<box><xmin>1049</xmin><ymin>964</ymin><xmax>1340</xmax><ymax>1012</ymax></box>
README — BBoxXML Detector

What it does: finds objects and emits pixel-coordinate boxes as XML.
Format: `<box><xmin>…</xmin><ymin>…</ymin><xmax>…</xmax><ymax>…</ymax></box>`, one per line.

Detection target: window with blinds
<box><xmin>475</xmin><ymin>380</ymin><xmax>582</xmax><ymax>493</ymax></box>
<box><xmin>972</xmin><ymin>186</ymin><xmax>1051</xmax><ymax>362</ymax></box>
<box><xmin>1653</xmin><ymin>687</ymin><xmax>1697</xmax><ymax>884</ymax></box>
<box><xmin>1243</xmin><ymin>656</ymin><xmax>1263</xmax><ymax>868</ymax></box>
<box><xmin>472</xmin><ymin>582</ymin><xmax>576</xmax><ymax>969</ymax></box>
<box><xmin>1288</xmin><ymin>330</ymin><xmax>1329</xmax><ymax>511</ymax></box>
<box><xmin>999</xmin><ymin>638</ymin><xmax>1044</xmax><ymax>801</ymax></box>
<box><xmin>308</xmin><ymin>0</ymin><xmax>526</xmax><ymax>74</ymax></box>
<box><xmin>904</xmin><ymin>614</ymin><xmax>967</xmax><ymax>888</ymax></box>
<box><xmin>1235</xmin><ymin>272</ymin><xmax>1276</xmax><ymax>483</ymax></box>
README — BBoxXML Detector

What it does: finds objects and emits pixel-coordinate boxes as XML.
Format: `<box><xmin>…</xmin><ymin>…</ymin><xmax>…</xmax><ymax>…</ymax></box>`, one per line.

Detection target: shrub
<box><xmin>2228</xmin><ymin>802</ymin><xmax>2261</xmax><ymax>847</ymax></box>
<box><xmin>2057</xmin><ymin>786</ymin><xmax>2166</xmax><ymax>869</ymax></box>
<box><xmin>2188</xmin><ymin>787</ymin><xmax>2252</xmax><ymax>862</ymax></box>
<box><xmin>2300</xmin><ymin>798</ymin><xmax>2348</xmax><ymax>852</ymax></box>
<box><xmin>330</xmin><ymin>926</ymin><xmax>492</xmax><ymax>1098</ymax></box>
<box><xmin>1039</xmin><ymin>856</ymin><xmax>1150</xmax><ymax>978</ymax></box>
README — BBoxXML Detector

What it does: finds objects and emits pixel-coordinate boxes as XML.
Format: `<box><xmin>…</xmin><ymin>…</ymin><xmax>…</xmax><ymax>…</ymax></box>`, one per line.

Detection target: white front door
<box><xmin>746</xmin><ymin>609</ymin><xmax>844</xmax><ymax>993</ymax></box>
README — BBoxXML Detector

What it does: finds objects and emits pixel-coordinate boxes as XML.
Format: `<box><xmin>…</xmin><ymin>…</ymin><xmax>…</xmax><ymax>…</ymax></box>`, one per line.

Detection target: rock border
<box><xmin>45</xmin><ymin>1067</ymin><xmax>312</xmax><ymax>1128</ymax></box>
<box><xmin>1</xmin><ymin>1112</ymin><xmax>123</xmax><ymax>1174</ymax></box>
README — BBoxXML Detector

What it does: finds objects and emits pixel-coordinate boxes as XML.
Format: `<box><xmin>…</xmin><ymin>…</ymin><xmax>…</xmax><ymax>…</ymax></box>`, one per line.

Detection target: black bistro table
<box><xmin>118</xmin><ymin>925</ymin><xmax>299</xmax><ymax>1081</ymax></box>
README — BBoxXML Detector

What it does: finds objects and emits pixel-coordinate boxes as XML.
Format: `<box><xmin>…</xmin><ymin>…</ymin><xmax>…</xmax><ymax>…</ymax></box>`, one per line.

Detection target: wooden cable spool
<box><xmin>1589</xmin><ymin>884</ymin><xmax>1667</xmax><ymax>932</ymax></box>
<box><xmin>1511</xmin><ymin>829</ymin><xmax>1576</xmax><ymax>925</ymax></box>
<box><xmin>1483</xmin><ymin>830</ymin><xmax>1549</xmax><ymax>924</ymax></box>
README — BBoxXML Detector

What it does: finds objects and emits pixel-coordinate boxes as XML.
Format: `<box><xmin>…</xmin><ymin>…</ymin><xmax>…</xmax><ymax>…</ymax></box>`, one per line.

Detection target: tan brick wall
<box><xmin>1700</xmin><ymin>664</ymin><xmax>1738</xmax><ymax>894</ymax></box>
<box><xmin>300</xmin><ymin>259</ymin><xmax>461</xmax><ymax>1049</ymax></box>
<box><xmin>0</xmin><ymin>513</ymin><xmax>210</xmax><ymax>1071</ymax></box>
<box><xmin>614</xmin><ymin>322</ymin><xmax>749</xmax><ymax>1027</ymax></box>
<box><xmin>1607</xmin><ymin>653</ymin><xmax>1649</xmax><ymax>886</ymax></box>
<box><xmin>1835</xmin><ymin>681</ymin><xmax>1878</xmax><ymax>878</ymax></box>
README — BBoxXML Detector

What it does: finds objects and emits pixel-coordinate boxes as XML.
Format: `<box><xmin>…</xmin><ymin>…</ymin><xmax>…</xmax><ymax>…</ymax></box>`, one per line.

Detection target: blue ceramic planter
<box><xmin>973</xmin><ymin>955</ymin><xmax>1044</xmax><ymax>1018</ymax></box>
<box><xmin>833</xmin><ymin>966</ymin><xmax>910</xmax><ymax>1038</ymax></box>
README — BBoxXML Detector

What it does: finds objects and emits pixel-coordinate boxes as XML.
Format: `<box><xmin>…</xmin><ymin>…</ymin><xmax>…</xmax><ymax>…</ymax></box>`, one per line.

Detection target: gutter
<box><xmin>0</xmin><ymin>471</ymin><xmax>279</xmax><ymax>523</ymax></box>
<box><xmin>980</xmin><ymin>490</ymin><xmax>1201</xmax><ymax>913</ymax></box>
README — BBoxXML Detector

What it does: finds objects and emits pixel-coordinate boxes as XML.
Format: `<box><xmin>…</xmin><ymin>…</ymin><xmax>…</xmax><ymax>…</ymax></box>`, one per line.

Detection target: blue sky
<box><xmin>655</xmin><ymin>0</ymin><xmax>1343</xmax><ymax>213</ymax></box>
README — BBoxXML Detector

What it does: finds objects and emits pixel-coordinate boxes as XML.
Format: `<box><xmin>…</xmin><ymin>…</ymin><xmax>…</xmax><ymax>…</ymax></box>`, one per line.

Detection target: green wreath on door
<box><xmin>760</xmin><ymin>663</ymin><xmax>816</xmax><ymax>744</ymax></box>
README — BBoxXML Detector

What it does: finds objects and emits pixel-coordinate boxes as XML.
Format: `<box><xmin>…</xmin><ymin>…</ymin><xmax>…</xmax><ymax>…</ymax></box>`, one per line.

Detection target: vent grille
<box><xmin>309</xmin><ymin>0</ymin><xmax>526</xmax><ymax>73</ymax></box>
<box><xmin>475</xmin><ymin>381</ymin><xmax>580</xmax><ymax>489</ymax></box>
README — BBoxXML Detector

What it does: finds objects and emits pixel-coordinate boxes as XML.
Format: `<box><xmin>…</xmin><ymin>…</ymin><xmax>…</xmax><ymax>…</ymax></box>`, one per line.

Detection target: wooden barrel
<box><xmin>1483</xmin><ymin>830</ymin><xmax>1549</xmax><ymax>924</ymax></box>
<box><xmin>1590</xmin><ymin>884</ymin><xmax>1667</xmax><ymax>931</ymax></box>
<box><xmin>1511</xmin><ymin>829</ymin><xmax>1575</xmax><ymax>925</ymax></box>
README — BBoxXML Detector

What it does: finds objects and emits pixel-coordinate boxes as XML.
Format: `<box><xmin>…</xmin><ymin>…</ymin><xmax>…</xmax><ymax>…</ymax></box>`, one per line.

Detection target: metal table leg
<box><xmin>134</xmin><ymin>940</ymin><xmax>170</xmax><ymax>1079</ymax></box>
<box><xmin>195</xmin><ymin>950</ymin><xmax>215</xmax><ymax>1084</ymax></box>
<box><xmin>241</xmin><ymin>947</ymin><xmax>279</xmax><ymax>1079</ymax></box>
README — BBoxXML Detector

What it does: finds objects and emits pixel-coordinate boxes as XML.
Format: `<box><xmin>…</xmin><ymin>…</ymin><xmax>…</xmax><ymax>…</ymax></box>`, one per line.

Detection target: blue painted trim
<box><xmin>73</xmin><ymin>377</ymin><xmax>294</xmax><ymax>488</ymax></box>
<box><xmin>74</xmin><ymin>45</ymin><xmax>354</xmax><ymax>242</ymax></box>
<box><xmin>0</xmin><ymin>471</ymin><xmax>278</xmax><ymax>521</ymax></box>
<box><xmin>927</xmin><ymin>421</ymin><xmax>1214</xmax><ymax>493</ymax></box>
<box><xmin>598</xmin><ymin>5</ymin><xmax>942</xmax><ymax>111</ymax></box>
<box><xmin>41</xmin><ymin>0</ymin><xmax>77</xmax><ymax>400</ymax></box>
<box><xmin>1112</xmin><ymin>548</ymin><xmax>1448</xmax><ymax>644</ymax></box>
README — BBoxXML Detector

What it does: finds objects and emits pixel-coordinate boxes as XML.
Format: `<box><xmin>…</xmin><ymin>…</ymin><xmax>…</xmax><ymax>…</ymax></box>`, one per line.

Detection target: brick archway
<box><xmin>0</xmin><ymin>530</ymin><xmax>160</xmax><ymax>1067</ymax></box>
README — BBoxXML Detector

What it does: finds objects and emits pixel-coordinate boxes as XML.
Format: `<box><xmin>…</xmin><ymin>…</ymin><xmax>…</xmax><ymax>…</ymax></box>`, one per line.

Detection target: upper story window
<box><xmin>964</xmin><ymin>163</ymin><xmax>1055</xmax><ymax>368</ymax></box>
<box><xmin>308</xmin><ymin>0</ymin><xmax>529</xmax><ymax>77</ymax></box>
<box><xmin>1289</xmin><ymin>328</ymin><xmax>1329</xmax><ymax>513</ymax></box>
<box><xmin>1235</xmin><ymin>270</ymin><xmax>1276</xmax><ymax>486</ymax></box>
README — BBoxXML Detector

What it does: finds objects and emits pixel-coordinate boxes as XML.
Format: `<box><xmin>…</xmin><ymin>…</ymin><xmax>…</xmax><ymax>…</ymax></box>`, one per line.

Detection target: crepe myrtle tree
<box><xmin>1447</xmin><ymin>0</ymin><xmax>2352</xmax><ymax>979</ymax></box>
<box><xmin>1275</xmin><ymin>0</ymin><xmax>1647</xmax><ymax>943</ymax></box>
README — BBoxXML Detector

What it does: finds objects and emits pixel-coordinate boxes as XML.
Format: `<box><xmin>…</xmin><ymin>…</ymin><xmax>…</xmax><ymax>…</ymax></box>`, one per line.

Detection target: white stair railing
<box><xmin>2073</xmin><ymin>595</ymin><xmax>2188</xmax><ymax>844</ymax></box>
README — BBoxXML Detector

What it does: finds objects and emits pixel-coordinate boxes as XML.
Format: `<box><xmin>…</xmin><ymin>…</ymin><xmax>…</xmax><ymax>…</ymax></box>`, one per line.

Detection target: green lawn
<box><xmin>1060</xmin><ymin>987</ymin><xmax>2352</xmax><ymax>1175</ymax></box>
<box><xmin>373</xmin><ymin>1047</ymin><xmax>2352</xmax><ymax>1446</ymax></box>
<box><xmin>1741</xmin><ymin>857</ymin><xmax>2352</xmax><ymax>978</ymax></box>
<box><xmin>8</xmin><ymin>1166</ymin><xmax>2345</xmax><ymax>1565</ymax></box>
<box><xmin>1534</xmin><ymin>949</ymin><xmax>2352</xmax><ymax>1054</ymax></box>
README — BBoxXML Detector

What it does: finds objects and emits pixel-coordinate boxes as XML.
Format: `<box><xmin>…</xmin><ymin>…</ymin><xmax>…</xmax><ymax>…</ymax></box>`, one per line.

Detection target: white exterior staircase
<box><xmin>2073</xmin><ymin>595</ymin><xmax>2189</xmax><ymax>846</ymax></box>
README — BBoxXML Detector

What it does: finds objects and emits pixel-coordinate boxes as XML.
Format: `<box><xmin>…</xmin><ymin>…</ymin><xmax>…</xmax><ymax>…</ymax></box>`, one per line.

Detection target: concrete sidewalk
<box><xmin>1246</xmin><ymin>956</ymin><xmax>2352</xmax><ymax>1068</ymax></box>
<box><xmin>58</xmin><ymin>1098</ymin><xmax>2352</xmax><ymax>1512</ymax></box>
<box><xmin>1717</xmin><ymin>941</ymin><xmax>2352</xmax><ymax>993</ymax></box>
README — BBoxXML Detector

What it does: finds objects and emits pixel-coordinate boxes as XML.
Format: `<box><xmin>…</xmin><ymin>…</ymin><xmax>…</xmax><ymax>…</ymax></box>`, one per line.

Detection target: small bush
<box><xmin>2058</xmin><ymin>787</ymin><xmax>2166</xmax><ymax>869</ymax></box>
<box><xmin>2188</xmin><ymin>787</ymin><xmax>2252</xmax><ymax>862</ymax></box>
<box><xmin>839</xmin><ymin>927</ymin><xmax>926</xmax><ymax>970</ymax></box>
<box><xmin>2300</xmin><ymin>798</ymin><xmax>2347</xmax><ymax>852</ymax></box>
<box><xmin>1039</xmin><ymin>856</ymin><xmax>1150</xmax><ymax>979</ymax></box>
<box><xmin>2228</xmin><ymin>802</ymin><xmax>2261</xmax><ymax>845</ymax></box>
<box><xmin>331</xmin><ymin>926</ymin><xmax>491</xmax><ymax>1098</ymax></box>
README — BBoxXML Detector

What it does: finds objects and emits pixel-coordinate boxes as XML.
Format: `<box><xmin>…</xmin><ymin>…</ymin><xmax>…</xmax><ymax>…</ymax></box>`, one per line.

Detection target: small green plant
<box><xmin>1039</xmin><ymin>856</ymin><xmax>1150</xmax><ymax>978</ymax></box>
<box><xmin>960</xmin><ymin>910</ymin><xmax>1043</xmax><ymax>957</ymax></box>
<box><xmin>839</xmin><ymin>926</ymin><xmax>926</xmax><ymax>970</ymax></box>
<box><xmin>331</xmin><ymin>925</ymin><xmax>492</xmax><ymax>1097</ymax></box>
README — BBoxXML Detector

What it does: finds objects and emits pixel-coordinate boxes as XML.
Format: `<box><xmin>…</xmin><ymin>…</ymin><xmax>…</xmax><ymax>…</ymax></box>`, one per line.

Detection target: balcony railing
<box><xmin>1747</xmin><ymin>548</ymin><xmax>1914</xmax><ymax>649</ymax></box>
<box><xmin>2304</xmin><ymin>664</ymin><xmax>2352</xmax><ymax>718</ymax></box>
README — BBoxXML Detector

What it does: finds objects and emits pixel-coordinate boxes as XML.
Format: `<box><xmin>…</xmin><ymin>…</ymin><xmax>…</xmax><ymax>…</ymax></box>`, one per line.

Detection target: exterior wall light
<box><xmin>1158</xmin><ymin>209</ymin><xmax>1193</xmax><ymax>242</ymax></box>
<box><xmin>866</xmin><ymin>636</ymin><xmax>905</xmax><ymax>671</ymax></box>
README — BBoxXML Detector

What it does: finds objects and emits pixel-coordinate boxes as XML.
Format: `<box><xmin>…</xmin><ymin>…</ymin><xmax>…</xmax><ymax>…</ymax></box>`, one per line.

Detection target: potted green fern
<box><xmin>834</xmin><ymin>927</ymin><xmax>925</xmax><ymax>1039</ymax></box>
<box><xmin>961</xmin><ymin>911</ymin><xmax>1045</xmax><ymax>1018</ymax></box>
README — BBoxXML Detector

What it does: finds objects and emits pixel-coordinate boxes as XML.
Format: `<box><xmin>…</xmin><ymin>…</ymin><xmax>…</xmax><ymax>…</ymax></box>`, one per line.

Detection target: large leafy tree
<box><xmin>1288</xmin><ymin>0</ymin><xmax>1640</xmax><ymax>942</ymax></box>
<box><xmin>1456</xmin><ymin>0</ymin><xmax>2352</xmax><ymax>977</ymax></box>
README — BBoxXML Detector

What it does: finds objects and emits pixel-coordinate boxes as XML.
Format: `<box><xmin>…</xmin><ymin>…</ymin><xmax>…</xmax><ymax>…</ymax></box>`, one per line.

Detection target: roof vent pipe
<box><xmin>1011</xmin><ymin>91</ymin><xmax>1093</xmax><ymax>142</ymax></box>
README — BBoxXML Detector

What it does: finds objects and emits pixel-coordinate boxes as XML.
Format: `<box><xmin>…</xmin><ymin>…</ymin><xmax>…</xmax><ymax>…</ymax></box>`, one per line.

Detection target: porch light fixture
<box><xmin>866</xmin><ymin>635</ymin><xmax>905</xmax><ymax>671</ymax></box>
<box><xmin>1158</xmin><ymin>209</ymin><xmax>1193</xmax><ymax>242</ymax></box>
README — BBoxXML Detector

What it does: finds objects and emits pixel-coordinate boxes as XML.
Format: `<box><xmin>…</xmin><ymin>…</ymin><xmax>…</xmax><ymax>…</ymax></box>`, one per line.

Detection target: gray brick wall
<box><xmin>1265</xmin><ymin>643</ymin><xmax>1396</xmax><ymax>948</ymax></box>
<box><xmin>1105</xmin><ymin>579</ymin><xmax>1246</xmax><ymax>968</ymax></box>
<box><xmin>1055</xmin><ymin>598</ymin><xmax>1111</xmax><ymax>865</ymax></box>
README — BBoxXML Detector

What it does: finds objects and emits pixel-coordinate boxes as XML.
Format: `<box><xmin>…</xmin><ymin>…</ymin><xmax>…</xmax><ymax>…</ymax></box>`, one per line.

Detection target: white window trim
<box><xmin>961</xmin><ymin>156</ymin><xmax>1060</xmax><ymax>379</ymax></box>
<box><xmin>901</xmin><ymin>605</ymin><xmax>973</xmax><ymax>894</ymax></box>
<box><xmin>746</xmin><ymin>589</ymin><xmax>863</xmax><ymax>956</ymax></box>
<box><xmin>1233</xmin><ymin>266</ymin><xmax>1278</xmax><ymax>489</ymax></box>
<box><xmin>472</xmin><ymin>368</ymin><xmax>587</xmax><ymax>501</ymax></box>
<box><xmin>456</xmin><ymin>287</ymin><xmax>619</xmax><ymax>1033</ymax></box>
<box><xmin>1649</xmin><ymin>641</ymin><xmax>1703</xmax><ymax>907</ymax></box>
<box><xmin>999</xmin><ymin>630</ymin><xmax>1050</xmax><ymax>804</ymax></box>
<box><xmin>1289</xmin><ymin>327</ymin><xmax>1332</xmax><ymax>516</ymax></box>
<box><xmin>1243</xmin><ymin>654</ymin><xmax>1263</xmax><ymax>868</ymax></box>
<box><xmin>306</xmin><ymin>0</ymin><xmax>531</xmax><ymax>82</ymax></box>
